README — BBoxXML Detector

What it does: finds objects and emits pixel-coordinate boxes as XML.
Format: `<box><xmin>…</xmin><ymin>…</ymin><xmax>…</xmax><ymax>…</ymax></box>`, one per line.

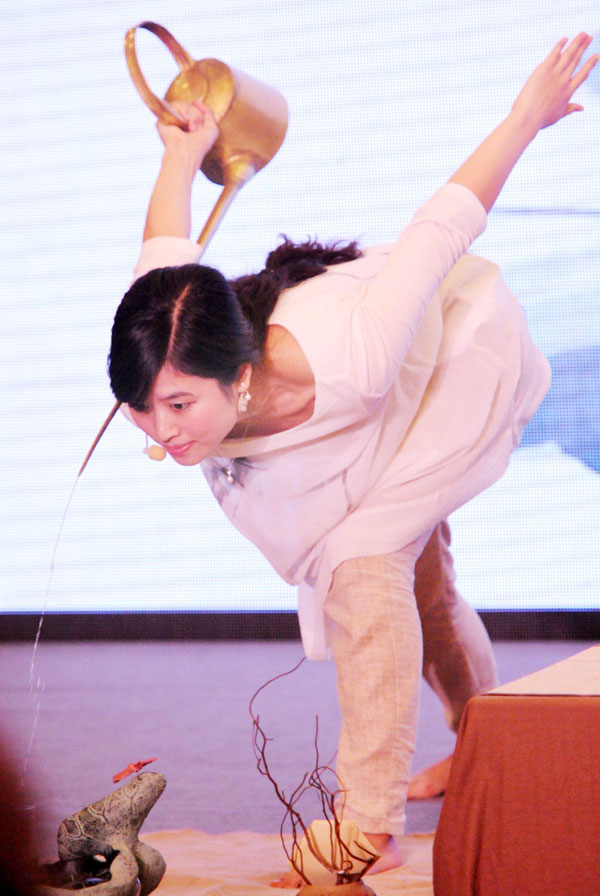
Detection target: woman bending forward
<box><xmin>108</xmin><ymin>36</ymin><xmax>597</xmax><ymax>880</ymax></box>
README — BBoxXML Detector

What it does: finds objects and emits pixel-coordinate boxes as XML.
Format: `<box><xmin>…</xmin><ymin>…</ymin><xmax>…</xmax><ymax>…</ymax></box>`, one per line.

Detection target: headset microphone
<box><xmin>144</xmin><ymin>435</ymin><xmax>167</xmax><ymax>461</ymax></box>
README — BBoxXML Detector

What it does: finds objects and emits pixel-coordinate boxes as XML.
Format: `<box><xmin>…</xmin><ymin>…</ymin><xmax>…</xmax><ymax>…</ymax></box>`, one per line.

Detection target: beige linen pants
<box><xmin>324</xmin><ymin>520</ymin><xmax>497</xmax><ymax>836</ymax></box>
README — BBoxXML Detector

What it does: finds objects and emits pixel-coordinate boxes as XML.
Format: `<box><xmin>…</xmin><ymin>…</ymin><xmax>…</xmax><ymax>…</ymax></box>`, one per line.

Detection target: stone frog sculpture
<box><xmin>36</xmin><ymin>771</ymin><xmax>166</xmax><ymax>896</ymax></box>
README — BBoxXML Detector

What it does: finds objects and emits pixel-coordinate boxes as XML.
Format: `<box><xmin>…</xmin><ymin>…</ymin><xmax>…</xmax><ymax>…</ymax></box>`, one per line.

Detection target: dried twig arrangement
<box><xmin>249</xmin><ymin>659</ymin><xmax>378</xmax><ymax>886</ymax></box>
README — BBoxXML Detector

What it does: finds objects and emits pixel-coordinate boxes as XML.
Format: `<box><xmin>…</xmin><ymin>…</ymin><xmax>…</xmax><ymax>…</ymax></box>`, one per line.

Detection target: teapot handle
<box><xmin>124</xmin><ymin>21</ymin><xmax>195</xmax><ymax>129</ymax></box>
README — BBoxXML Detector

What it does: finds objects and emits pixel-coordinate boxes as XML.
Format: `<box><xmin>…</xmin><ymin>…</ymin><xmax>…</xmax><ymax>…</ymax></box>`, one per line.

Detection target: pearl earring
<box><xmin>237</xmin><ymin>386</ymin><xmax>251</xmax><ymax>414</ymax></box>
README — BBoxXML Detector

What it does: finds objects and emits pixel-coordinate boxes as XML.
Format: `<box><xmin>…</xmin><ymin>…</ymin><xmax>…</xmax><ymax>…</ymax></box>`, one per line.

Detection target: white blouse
<box><xmin>133</xmin><ymin>183</ymin><xmax>550</xmax><ymax>659</ymax></box>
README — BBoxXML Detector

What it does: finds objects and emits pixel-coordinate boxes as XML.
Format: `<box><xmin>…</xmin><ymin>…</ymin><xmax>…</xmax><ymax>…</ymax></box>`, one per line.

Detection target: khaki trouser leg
<box><xmin>323</xmin><ymin>521</ymin><xmax>497</xmax><ymax>835</ymax></box>
<box><xmin>415</xmin><ymin>520</ymin><xmax>498</xmax><ymax>732</ymax></box>
<box><xmin>324</xmin><ymin>535</ymin><xmax>430</xmax><ymax>836</ymax></box>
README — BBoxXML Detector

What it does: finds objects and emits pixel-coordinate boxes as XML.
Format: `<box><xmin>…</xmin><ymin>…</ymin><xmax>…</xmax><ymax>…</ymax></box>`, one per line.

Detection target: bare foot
<box><xmin>407</xmin><ymin>753</ymin><xmax>453</xmax><ymax>799</ymax></box>
<box><xmin>270</xmin><ymin>832</ymin><xmax>403</xmax><ymax>886</ymax></box>
<box><xmin>363</xmin><ymin>832</ymin><xmax>403</xmax><ymax>874</ymax></box>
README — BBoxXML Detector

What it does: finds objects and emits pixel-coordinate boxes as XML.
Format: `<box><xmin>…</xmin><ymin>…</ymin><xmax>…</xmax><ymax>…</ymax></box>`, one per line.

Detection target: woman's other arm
<box><xmin>449</xmin><ymin>34</ymin><xmax>598</xmax><ymax>212</ymax></box>
<box><xmin>354</xmin><ymin>36</ymin><xmax>597</xmax><ymax>394</ymax></box>
<box><xmin>142</xmin><ymin>101</ymin><xmax>219</xmax><ymax>241</ymax></box>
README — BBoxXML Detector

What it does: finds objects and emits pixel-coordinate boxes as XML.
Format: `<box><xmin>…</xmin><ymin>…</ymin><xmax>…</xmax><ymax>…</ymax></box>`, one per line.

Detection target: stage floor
<box><xmin>0</xmin><ymin>638</ymin><xmax>593</xmax><ymax>862</ymax></box>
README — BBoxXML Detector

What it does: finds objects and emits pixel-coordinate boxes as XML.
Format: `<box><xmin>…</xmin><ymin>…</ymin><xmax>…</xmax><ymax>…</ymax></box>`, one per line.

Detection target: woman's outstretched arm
<box><xmin>139</xmin><ymin>37</ymin><xmax>596</xmax><ymax>239</ymax></box>
<box><xmin>449</xmin><ymin>33</ymin><xmax>598</xmax><ymax>212</ymax></box>
<box><xmin>142</xmin><ymin>101</ymin><xmax>219</xmax><ymax>242</ymax></box>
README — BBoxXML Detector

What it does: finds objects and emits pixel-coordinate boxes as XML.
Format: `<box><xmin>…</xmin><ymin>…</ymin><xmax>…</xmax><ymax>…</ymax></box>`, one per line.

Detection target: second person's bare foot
<box><xmin>407</xmin><ymin>753</ymin><xmax>453</xmax><ymax>799</ymax></box>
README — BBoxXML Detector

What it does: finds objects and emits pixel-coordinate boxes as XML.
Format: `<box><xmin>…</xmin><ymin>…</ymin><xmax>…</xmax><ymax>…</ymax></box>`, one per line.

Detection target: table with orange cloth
<box><xmin>433</xmin><ymin>644</ymin><xmax>600</xmax><ymax>896</ymax></box>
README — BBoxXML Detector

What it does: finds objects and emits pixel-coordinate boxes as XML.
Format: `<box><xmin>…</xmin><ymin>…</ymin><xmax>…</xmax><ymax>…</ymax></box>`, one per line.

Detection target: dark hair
<box><xmin>231</xmin><ymin>237</ymin><xmax>362</xmax><ymax>347</ymax></box>
<box><xmin>109</xmin><ymin>264</ymin><xmax>258</xmax><ymax>411</ymax></box>
<box><xmin>108</xmin><ymin>237</ymin><xmax>362</xmax><ymax>409</ymax></box>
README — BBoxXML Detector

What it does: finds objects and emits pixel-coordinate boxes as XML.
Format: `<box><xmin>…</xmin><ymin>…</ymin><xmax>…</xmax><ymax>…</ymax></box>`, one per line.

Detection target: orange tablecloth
<box><xmin>433</xmin><ymin>645</ymin><xmax>600</xmax><ymax>895</ymax></box>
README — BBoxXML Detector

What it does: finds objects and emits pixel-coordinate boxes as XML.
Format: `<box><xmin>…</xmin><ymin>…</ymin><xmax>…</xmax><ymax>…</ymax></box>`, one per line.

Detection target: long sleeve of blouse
<box><xmin>346</xmin><ymin>183</ymin><xmax>486</xmax><ymax>395</ymax></box>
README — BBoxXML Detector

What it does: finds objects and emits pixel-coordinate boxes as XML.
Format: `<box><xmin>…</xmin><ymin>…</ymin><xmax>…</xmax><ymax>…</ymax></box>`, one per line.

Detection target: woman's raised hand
<box><xmin>157</xmin><ymin>100</ymin><xmax>219</xmax><ymax>172</ymax></box>
<box><xmin>449</xmin><ymin>34</ymin><xmax>597</xmax><ymax>213</ymax></box>
<box><xmin>511</xmin><ymin>33</ymin><xmax>598</xmax><ymax>132</ymax></box>
<box><xmin>143</xmin><ymin>101</ymin><xmax>219</xmax><ymax>241</ymax></box>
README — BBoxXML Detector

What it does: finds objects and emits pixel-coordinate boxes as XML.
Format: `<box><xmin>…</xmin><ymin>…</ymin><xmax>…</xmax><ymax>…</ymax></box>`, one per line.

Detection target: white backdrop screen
<box><xmin>1</xmin><ymin>0</ymin><xmax>599</xmax><ymax>614</ymax></box>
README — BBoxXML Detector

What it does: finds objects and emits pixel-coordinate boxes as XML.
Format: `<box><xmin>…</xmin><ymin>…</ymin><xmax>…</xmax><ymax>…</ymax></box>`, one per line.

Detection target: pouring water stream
<box><xmin>23</xmin><ymin>475</ymin><xmax>80</xmax><ymax>785</ymax></box>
